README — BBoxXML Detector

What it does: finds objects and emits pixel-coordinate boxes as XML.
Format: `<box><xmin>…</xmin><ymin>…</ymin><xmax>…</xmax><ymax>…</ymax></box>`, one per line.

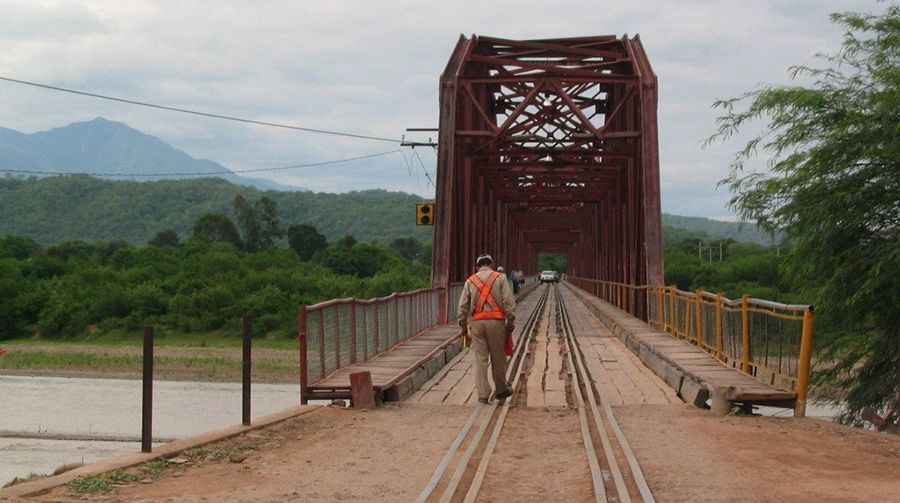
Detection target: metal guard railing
<box><xmin>568</xmin><ymin>277</ymin><xmax>815</xmax><ymax>415</ymax></box>
<box><xmin>299</xmin><ymin>287</ymin><xmax>445</xmax><ymax>395</ymax></box>
<box><xmin>299</xmin><ymin>275</ymin><xmax>539</xmax><ymax>400</ymax></box>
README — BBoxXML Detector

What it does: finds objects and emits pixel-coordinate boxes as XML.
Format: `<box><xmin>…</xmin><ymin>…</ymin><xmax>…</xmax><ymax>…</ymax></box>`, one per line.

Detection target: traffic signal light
<box><xmin>416</xmin><ymin>203</ymin><xmax>435</xmax><ymax>225</ymax></box>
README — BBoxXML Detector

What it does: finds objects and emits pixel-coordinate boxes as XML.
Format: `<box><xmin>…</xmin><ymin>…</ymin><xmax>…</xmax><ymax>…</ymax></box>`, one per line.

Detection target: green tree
<box><xmin>390</xmin><ymin>237</ymin><xmax>423</xmax><ymax>261</ymax></box>
<box><xmin>149</xmin><ymin>229</ymin><xmax>180</xmax><ymax>247</ymax></box>
<box><xmin>0</xmin><ymin>260</ymin><xmax>26</xmax><ymax>339</ymax></box>
<box><xmin>707</xmin><ymin>6</ymin><xmax>900</xmax><ymax>427</ymax></box>
<box><xmin>255</xmin><ymin>196</ymin><xmax>283</xmax><ymax>250</ymax></box>
<box><xmin>233</xmin><ymin>194</ymin><xmax>261</xmax><ymax>252</ymax></box>
<box><xmin>420</xmin><ymin>242</ymin><xmax>433</xmax><ymax>266</ymax></box>
<box><xmin>191</xmin><ymin>213</ymin><xmax>242</xmax><ymax>249</ymax></box>
<box><xmin>336</xmin><ymin>235</ymin><xmax>357</xmax><ymax>249</ymax></box>
<box><xmin>287</xmin><ymin>224</ymin><xmax>328</xmax><ymax>260</ymax></box>
<box><xmin>0</xmin><ymin>235</ymin><xmax>40</xmax><ymax>260</ymax></box>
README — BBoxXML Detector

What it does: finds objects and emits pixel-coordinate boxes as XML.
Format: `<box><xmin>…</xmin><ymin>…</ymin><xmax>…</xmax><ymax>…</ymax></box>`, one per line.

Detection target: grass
<box><xmin>139</xmin><ymin>460</ymin><xmax>171</xmax><ymax>479</ymax></box>
<box><xmin>67</xmin><ymin>476</ymin><xmax>112</xmax><ymax>494</ymax></box>
<box><xmin>0</xmin><ymin>349</ymin><xmax>298</xmax><ymax>381</ymax></box>
<box><xmin>3</xmin><ymin>328</ymin><xmax>299</xmax><ymax>350</ymax></box>
<box><xmin>185</xmin><ymin>442</ymin><xmax>257</xmax><ymax>462</ymax></box>
<box><xmin>58</xmin><ymin>437</ymin><xmax>263</xmax><ymax>495</ymax></box>
<box><xmin>66</xmin><ymin>469</ymin><xmax>140</xmax><ymax>494</ymax></box>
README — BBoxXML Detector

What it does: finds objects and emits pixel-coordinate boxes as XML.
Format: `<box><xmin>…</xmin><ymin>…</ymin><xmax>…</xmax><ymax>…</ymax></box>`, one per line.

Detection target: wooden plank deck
<box><xmin>311</xmin><ymin>325</ymin><xmax>461</xmax><ymax>391</ymax></box>
<box><xmin>308</xmin><ymin>281</ymin><xmax>545</xmax><ymax>402</ymax></box>
<box><xmin>564</xmin><ymin>282</ymin><xmax>796</xmax><ymax>407</ymax></box>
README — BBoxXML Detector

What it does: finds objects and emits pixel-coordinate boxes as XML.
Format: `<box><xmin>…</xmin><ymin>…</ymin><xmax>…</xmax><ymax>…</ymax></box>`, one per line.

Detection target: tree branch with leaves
<box><xmin>707</xmin><ymin>6</ymin><xmax>900</xmax><ymax>428</ymax></box>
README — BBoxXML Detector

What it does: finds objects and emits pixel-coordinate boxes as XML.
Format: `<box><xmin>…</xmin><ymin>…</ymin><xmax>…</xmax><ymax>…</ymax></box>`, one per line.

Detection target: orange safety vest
<box><xmin>467</xmin><ymin>271</ymin><xmax>507</xmax><ymax>321</ymax></box>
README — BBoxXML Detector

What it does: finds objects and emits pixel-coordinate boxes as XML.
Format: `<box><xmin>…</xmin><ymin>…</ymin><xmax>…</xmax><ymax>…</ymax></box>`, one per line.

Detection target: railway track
<box><xmin>417</xmin><ymin>283</ymin><xmax>654</xmax><ymax>503</ymax></box>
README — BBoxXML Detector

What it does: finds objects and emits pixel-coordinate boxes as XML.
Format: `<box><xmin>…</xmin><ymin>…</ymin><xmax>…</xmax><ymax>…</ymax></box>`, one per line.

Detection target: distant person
<box><xmin>509</xmin><ymin>269</ymin><xmax>521</xmax><ymax>294</ymax></box>
<box><xmin>458</xmin><ymin>254</ymin><xmax>516</xmax><ymax>404</ymax></box>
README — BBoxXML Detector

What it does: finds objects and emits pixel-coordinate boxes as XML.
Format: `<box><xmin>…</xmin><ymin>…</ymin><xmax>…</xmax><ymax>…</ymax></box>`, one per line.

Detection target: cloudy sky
<box><xmin>0</xmin><ymin>0</ymin><xmax>883</xmax><ymax>218</ymax></box>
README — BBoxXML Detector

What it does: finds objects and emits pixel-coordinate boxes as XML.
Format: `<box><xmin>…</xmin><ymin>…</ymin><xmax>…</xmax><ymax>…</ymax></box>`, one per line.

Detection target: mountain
<box><xmin>661</xmin><ymin>214</ymin><xmax>778</xmax><ymax>246</ymax></box>
<box><xmin>0</xmin><ymin>175</ymin><xmax>431</xmax><ymax>245</ymax></box>
<box><xmin>0</xmin><ymin>175</ymin><xmax>777</xmax><ymax>247</ymax></box>
<box><xmin>0</xmin><ymin>117</ymin><xmax>303</xmax><ymax>191</ymax></box>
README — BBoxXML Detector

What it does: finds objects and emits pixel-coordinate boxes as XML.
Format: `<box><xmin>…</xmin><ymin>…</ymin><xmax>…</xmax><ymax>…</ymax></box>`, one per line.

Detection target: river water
<box><xmin>1</xmin><ymin>375</ymin><xmax>300</xmax><ymax>486</ymax></box>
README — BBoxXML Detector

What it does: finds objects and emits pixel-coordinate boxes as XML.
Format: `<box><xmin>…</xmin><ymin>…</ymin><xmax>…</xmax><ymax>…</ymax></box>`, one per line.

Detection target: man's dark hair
<box><xmin>475</xmin><ymin>254</ymin><xmax>493</xmax><ymax>267</ymax></box>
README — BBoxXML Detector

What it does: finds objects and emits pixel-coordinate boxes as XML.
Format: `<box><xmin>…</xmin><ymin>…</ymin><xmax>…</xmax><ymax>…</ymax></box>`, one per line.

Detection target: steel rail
<box><xmin>417</xmin><ymin>285</ymin><xmax>550</xmax><ymax>503</ymax></box>
<box><xmin>559</xmin><ymin>283</ymin><xmax>656</xmax><ymax>502</ymax></box>
<box><xmin>555</xmin><ymin>285</ymin><xmax>631</xmax><ymax>502</ymax></box>
<box><xmin>460</xmin><ymin>286</ymin><xmax>552</xmax><ymax>503</ymax></box>
<box><xmin>554</xmin><ymin>286</ymin><xmax>607</xmax><ymax>502</ymax></box>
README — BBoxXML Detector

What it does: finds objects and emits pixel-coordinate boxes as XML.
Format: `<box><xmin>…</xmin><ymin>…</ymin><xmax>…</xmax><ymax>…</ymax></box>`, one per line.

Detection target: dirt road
<box><xmin>22</xmin><ymin>401</ymin><xmax>898</xmax><ymax>503</ymax></box>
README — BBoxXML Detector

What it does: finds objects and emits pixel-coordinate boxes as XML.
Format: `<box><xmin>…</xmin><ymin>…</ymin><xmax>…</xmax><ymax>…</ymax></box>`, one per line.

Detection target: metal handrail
<box><xmin>567</xmin><ymin>276</ymin><xmax>816</xmax><ymax>417</ymax></box>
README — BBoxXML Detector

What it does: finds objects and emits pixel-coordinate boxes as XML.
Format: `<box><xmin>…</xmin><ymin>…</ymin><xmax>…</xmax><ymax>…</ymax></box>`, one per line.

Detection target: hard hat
<box><xmin>475</xmin><ymin>254</ymin><xmax>494</xmax><ymax>266</ymax></box>
<box><xmin>497</xmin><ymin>266</ymin><xmax>505</xmax><ymax>272</ymax></box>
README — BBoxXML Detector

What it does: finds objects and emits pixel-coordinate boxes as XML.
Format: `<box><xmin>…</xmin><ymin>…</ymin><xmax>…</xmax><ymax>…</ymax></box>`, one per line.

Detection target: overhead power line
<box><xmin>0</xmin><ymin>149</ymin><xmax>402</xmax><ymax>178</ymax></box>
<box><xmin>0</xmin><ymin>76</ymin><xmax>403</xmax><ymax>144</ymax></box>
<box><xmin>411</xmin><ymin>148</ymin><xmax>436</xmax><ymax>187</ymax></box>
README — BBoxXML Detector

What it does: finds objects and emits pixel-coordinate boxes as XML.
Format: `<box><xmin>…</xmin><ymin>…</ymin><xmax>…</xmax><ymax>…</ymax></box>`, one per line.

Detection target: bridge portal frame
<box><xmin>432</xmin><ymin>35</ymin><xmax>663</xmax><ymax>310</ymax></box>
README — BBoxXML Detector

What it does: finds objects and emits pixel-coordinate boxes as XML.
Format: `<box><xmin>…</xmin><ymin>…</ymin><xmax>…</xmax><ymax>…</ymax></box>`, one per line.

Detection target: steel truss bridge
<box><xmin>431</xmin><ymin>34</ymin><xmax>663</xmax><ymax>294</ymax></box>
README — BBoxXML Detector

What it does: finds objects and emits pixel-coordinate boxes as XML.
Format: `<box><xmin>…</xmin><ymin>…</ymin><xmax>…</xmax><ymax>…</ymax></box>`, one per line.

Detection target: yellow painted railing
<box><xmin>567</xmin><ymin>277</ymin><xmax>815</xmax><ymax>417</ymax></box>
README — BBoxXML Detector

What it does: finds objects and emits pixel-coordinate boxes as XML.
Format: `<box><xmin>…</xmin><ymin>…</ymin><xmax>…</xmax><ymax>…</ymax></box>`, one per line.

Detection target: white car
<box><xmin>539</xmin><ymin>270</ymin><xmax>558</xmax><ymax>283</ymax></box>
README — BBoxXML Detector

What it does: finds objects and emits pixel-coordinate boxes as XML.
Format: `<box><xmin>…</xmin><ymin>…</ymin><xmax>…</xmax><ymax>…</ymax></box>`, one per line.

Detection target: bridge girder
<box><xmin>432</xmin><ymin>34</ymin><xmax>663</xmax><ymax>291</ymax></box>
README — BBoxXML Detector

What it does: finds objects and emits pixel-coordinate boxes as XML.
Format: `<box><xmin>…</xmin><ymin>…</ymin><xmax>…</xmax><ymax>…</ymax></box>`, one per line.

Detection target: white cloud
<box><xmin>0</xmin><ymin>0</ymin><xmax>880</xmax><ymax>215</ymax></box>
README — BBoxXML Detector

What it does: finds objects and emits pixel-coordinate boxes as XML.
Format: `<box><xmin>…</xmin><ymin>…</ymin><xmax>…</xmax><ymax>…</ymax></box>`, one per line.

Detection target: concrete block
<box><xmin>424</xmin><ymin>352</ymin><xmax>444</xmax><ymax>376</ymax></box>
<box><xmin>383</xmin><ymin>374</ymin><xmax>414</xmax><ymax>402</ymax></box>
<box><xmin>412</xmin><ymin>366</ymin><xmax>429</xmax><ymax>389</ymax></box>
<box><xmin>663</xmin><ymin>365</ymin><xmax>685</xmax><ymax>391</ymax></box>
<box><xmin>678</xmin><ymin>377</ymin><xmax>710</xmax><ymax>409</ymax></box>
<box><xmin>350</xmin><ymin>372</ymin><xmax>376</xmax><ymax>409</ymax></box>
<box><xmin>709</xmin><ymin>386</ymin><xmax>736</xmax><ymax>416</ymax></box>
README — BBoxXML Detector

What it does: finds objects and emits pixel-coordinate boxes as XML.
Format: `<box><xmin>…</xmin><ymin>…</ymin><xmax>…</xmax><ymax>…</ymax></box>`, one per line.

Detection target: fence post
<box><xmin>298</xmin><ymin>307</ymin><xmax>309</xmax><ymax>405</ymax></box>
<box><xmin>694</xmin><ymin>291</ymin><xmax>704</xmax><ymax>347</ymax></box>
<box><xmin>349</xmin><ymin>301</ymin><xmax>357</xmax><ymax>364</ymax></box>
<box><xmin>373</xmin><ymin>303</ymin><xmax>381</xmax><ymax>353</ymax></box>
<box><xmin>319</xmin><ymin>310</ymin><xmax>326</xmax><ymax>379</ymax></box>
<box><xmin>439</xmin><ymin>288</ymin><xmax>448</xmax><ymax>324</ymax></box>
<box><xmin>141</xmin><ymin>326</ymin><xmax>153</xmax><ymax>453</ymax></box>
<box><xmin>715</xmin><ymin>293</ymin><xmax>724</xmax><ymax>360</ymax></box>
<box><xmin>795</xmin><ymin>307</ymin><xmax>816</xmax><ymax>417</ymax></box>
<box><xmin>741</xmin><ymin>294</ymin><xmax>751</xmax><ymax>373</ymax></box>
<box><xmin>394</xmin><ymin>297</ymin><xmax>400</xmax><ymax>345</ymax></box>
<box><xmin>334</xmin><ymin>306</ymin><xmax>341</xmax><ymax>369</ymax></box>
<box><xmin>361</xmin><ymin>303</ymin><xmax>368</xmax><ymax>361</ymax></box>
<box><xmin>242</xmin><ymin>317</ymin><xmax>251</xmax><ymax>426</ymax></box>
<box><xmin>667</xmin><ymin>286</ymin><xmax>676</xmax><ymax>337</ymax></box>
<box><xmin>658</xmin><ymin>287</ymin><xmax>665</xmax><ymax>330</ymax></box>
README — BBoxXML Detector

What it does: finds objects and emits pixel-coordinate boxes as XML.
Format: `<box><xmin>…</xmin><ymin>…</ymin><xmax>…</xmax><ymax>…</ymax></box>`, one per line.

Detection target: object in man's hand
<box><xmin>459</xmin><ymin>329</ymin><xmax>470</xmax><ymax>348</ymax></box>
<box><xmin>504</xmin><ymin>333</ymin><xmax>513</xmax><ymax>356</ymax></box>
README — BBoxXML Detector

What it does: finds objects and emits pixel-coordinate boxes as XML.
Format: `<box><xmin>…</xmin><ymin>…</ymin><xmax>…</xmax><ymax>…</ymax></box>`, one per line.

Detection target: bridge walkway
<box><xmin>565</xmin><ymin>281</ymin><xmax>797</xmax><ymax>409</ymax></box>
<box><xmin>410</xmin><ymin>283</ymin><xmax>680</xmax><ymax>407</ymax></box>
<box><xmin>305</xmin><ymin>282</ymin><xmax>541</xmax><ymax>403</ymax></box>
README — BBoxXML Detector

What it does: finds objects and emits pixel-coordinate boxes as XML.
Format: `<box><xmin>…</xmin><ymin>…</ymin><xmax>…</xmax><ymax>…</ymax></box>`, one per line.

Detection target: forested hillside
<box><xmin>662</xmin><ymin>214</ymin><xmax>778</xmax><ymax>245</ymax></box>
<box><xmin>0</xmin><ymin>175</ymin><xmax>432</xmax><ymax>245</ymax></box>
<box><xmin>0</xmin><ymin>175</ymin><xmax>773</xmax><ymax>246</ymax></box>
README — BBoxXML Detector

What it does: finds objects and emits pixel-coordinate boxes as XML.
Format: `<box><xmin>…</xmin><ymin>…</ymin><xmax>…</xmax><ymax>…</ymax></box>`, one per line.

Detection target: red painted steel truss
<box><xmin>433</xmin><ymin>34</ymin><xmax>663</xmax><ymax>295</ymax></box>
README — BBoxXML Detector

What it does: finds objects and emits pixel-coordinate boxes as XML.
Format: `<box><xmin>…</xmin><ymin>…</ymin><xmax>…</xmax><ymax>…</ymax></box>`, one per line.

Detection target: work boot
<box><xmin>495</xmin><ymin>388</ymin><xmax>512</xmax><ymax>401</ymax></box>
<box><xmin>478</xmin><ymin>397</ymin><xmax>491</xmax><ymax>404</ymax></box>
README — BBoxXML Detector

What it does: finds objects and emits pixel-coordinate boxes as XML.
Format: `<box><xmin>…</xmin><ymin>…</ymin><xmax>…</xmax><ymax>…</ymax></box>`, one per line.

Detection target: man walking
<box><xmin>458</xmin><ymin>254</ymin><xmax>516</xmax><ymax>403</ymax></box>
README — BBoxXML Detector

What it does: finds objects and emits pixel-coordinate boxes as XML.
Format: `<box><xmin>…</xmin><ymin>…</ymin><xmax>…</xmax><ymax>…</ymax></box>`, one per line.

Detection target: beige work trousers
<box><xmin>468</xmin><ymin>319</ymin><xmax>509</xmax><ymax>400</ymax></box>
